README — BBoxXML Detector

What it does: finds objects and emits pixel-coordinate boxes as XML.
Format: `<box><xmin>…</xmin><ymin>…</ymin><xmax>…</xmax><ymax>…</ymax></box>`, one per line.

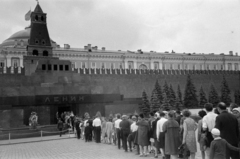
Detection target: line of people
<box><xmin>61</xmin><ymin>101</ymin><xmax>240</xmax><ymax>159</ymax></box>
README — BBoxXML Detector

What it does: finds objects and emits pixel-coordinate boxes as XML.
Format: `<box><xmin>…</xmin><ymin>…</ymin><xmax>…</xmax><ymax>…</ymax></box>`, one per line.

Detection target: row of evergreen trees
<box><xmin>139</xmin><ymin>75</ymin><xmax>235</xmax><ymax>115</ymax></box>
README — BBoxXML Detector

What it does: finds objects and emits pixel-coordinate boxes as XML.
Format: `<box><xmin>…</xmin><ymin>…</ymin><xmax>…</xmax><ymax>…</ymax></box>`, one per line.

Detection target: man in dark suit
<box><xmin>215</xmin><ymin>102</ymin><xmax>239</xmax><ymax>159</ymax></box>
<box><xmin>119</xmin><ymin>115</ymin><xmax>131</xmax><ymax>152</ymax></box>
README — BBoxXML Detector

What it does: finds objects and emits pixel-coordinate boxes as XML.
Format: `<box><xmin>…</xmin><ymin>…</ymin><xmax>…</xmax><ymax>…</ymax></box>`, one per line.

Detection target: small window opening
<box><xmin>54</xmin><ymin>65</ymin><xmax>58</xmax><ymax>71</ymax></box>
<box><xmin>42</xmin><ymin>64</ymin><xmax>46</xmax><ymax>70</ymax></box>
<box><xmin>35</xmin><ymin>15</ymin><xmax>38</xmax><ymax>21</ymax></box>
<box><xmin>65</xmin><ymin>65</ymin><xmax>69</xmax><ymax>71</ymax></box>
<box><xmin>33</xmin><ymin>50</ymin><xmax>38</xmax><ymax>56</ymax></box>
<box><xmin>43</xmin><ymin>50</ymin><xmax>48</xmax><ymax>56</ymax></box>
<box><xmin>48</xmin><ymin>64</ymin><xmax>52</xmax><ymax>71</ymax></box>
<box><xmin>59</xmin><ymin>65</ymin><xmax>63</xmax><ymax>71</ymax></box>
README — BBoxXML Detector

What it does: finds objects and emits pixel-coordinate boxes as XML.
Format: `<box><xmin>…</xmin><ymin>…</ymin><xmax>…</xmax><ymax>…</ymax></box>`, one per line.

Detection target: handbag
<box><xmin>178</xmin><ymin>143</ymin><xmax>190</xmax><ymax>157</ymax></box>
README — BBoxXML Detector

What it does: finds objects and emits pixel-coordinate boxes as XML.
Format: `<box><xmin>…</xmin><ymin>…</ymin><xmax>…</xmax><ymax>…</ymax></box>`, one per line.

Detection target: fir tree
<box><xmin>234</xmin><ymin>90</ymin><xmax>240</xmax><ymax>105</ymax></box>
<box><xmin>177</xmin><ymin>84</ymin><xmax>183</xmax><ymax>104</ymax></box>
<box><xmin>183</xmin><ymin>74</ymin><xmax>198</xmax><ymax>108</ymax></box>
<box><xmin>139</xmin><ymin>90</ymin><xmax>150</xmax><ymax>115</ymax></box>
<box><xmin>169</xmin><ymin>84</ymin><xmax>176</xmax><ymax>108</ymax></box>
<box><xmin>208</xmin><ymin>84</ymin><xmax>220</xmax><ymax>107</ymax></box>
<box><xmin>199</xmin><ymin>86</ymin><xmax>208</xmax><ymax>108</ymax></box>
<box><xmin>161</xmin><ymin>92</ymin><xmax>171</xmax><ymax>111</ymax></box>
<box><xmin>175</xmin><ymin>84</ymin><xmax>183</xmax><ymax>110</ymax></box>
<box><xmin>155</xmin><ymin>80</ymin><xmax>163</xmax><ymax>104</ymax></box>
<box><xmin>163</xmin><ymin>81</ymin><xmax>170</xmax><ymax>99</ymax></box>
<box><xmin>150</xmin><ymin>89</ymin><xmax>161</xmax><ymax>112</ymax></box>
<box><xmin>220</xmin><ymin>76</ymin><xmax>232</xmax><ymax>106</ymax></box>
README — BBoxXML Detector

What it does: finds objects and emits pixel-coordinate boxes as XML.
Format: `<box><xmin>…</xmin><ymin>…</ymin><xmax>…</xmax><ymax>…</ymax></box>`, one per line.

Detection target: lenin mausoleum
<box><xmin>0</xmin><ymin>3</ymin><xmax>239</xmax><ymax>128</ymax></box>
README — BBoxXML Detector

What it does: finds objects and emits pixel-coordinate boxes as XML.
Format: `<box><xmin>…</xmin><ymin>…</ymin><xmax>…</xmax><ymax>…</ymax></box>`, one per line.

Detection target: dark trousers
<box><xmin>128</xmin><ymin>140</ymin><xmax>132</xmax><ymax>151</ymax></box>
<box><xmin>116</xmin><ymin>128</ymin><xmax>121</xmax><ymax>149</ymax></box>
<box><xmin>76</xmin><ymin>129</ymin><xmax>81</xmax><ymax>139</ymax></box>
<box><xmin>59</xmin><ymin>128</ymin><xmax>63</xmax><ymax>137</ymax></box>
<box><xmin>95</xmin><ymin>126</ymin><xmax>101</xmax><ymax>143</ymax></box>
<box><xmin>226</xmin><ymin>143</ymin><xmax>240</xmax><ymax>159</ymax></box>
<box><xmin>85</xmin><ymin>132</ymin><xmax>91</xmax><ymax>142</ymax></box>
<box><xmin>122</xmin><ymin>132</ymin><xmax>129</xmax><ymax>151</ymax></box>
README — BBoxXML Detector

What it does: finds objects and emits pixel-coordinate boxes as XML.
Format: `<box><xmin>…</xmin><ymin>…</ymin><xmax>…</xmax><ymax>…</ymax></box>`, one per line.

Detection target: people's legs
<box><xmin>160</xmin><ymin>148</ymin><xmax>165</xmax><ymax>157</ymax></box>
<box><xmin>205</xmin><ymin>147</ymin><xmax>210</xmax><ymax>159</ymax></box>
<box><xmin>190</xmin><ymin>152</ymin><xmax>195</xmax><ymax>159</ymax></box>
<box><xmin>117</xmin><ymin>129</ymin><xmax>121</xmax><ymax>149</ymax></box>
<box><xmin>59</xmin><ymin>128</ymin><xmax>62</xmax><ymax>137</ymax></box>
<box><xmin>96</xmin><ymin>127</ymin><xmax>100</xmax><ymax>143</ymax></box>
<box><xmin>77</xmin><ymin>130</ymin><xmax>80</xmax><ymax>139</ymax></box>
<box><xmin>201</xmin><ymin>151</ymin><xmax>205</xmax><ymax>159</ymax></box>
<box><xmin>139</xmin><ymin>145</ymin><xmax>143</xmax><ymax>155</ymax></box>
<box><xmin>122</xmin><ymin>133</ymin><xmax>127</xmax><ymax>151</ymax></box>
<box><xmin>135</xmin><ymin>144</ymin><xmax>140</xmax><ymax>155</ymax></box>
<box><xmin>98</xmin><ymin>127</ymin><xmax>101</xmax><ymax>143</ymax></box>
<box><xmin>171</xmin><ymin>155</ymin><xmax>178</xmax><ymax>159</ymax></box>
<box><xmin>143</xmin><ymin>146</ymin><xmax>148</xmax><ymax>156</ymax></box>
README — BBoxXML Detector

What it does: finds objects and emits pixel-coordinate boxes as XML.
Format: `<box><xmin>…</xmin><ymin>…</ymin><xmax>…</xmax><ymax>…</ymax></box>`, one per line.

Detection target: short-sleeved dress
<box><xmin>184</xmin><ymin>118</ymin><xmax>197</xmax><ymax>153</ymax></box>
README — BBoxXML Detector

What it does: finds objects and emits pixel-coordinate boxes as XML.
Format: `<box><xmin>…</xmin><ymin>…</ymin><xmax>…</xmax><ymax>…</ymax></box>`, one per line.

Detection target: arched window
<box><xmin>41</xmin><ymin>16</ymin><xmax>44</xmax><ymax>22</ymax></box>
<box><xmin>33</xmin><ymin>50</ymin><xmax>38</xmax><ymax>56</ymax></box>
<box><xmin>35</xmin><ymin>15</ymin><xmax>38</xmax><ymax>21</ymax></box>
<box><xmin>35</xmin><ymin>39</ymin><xmax>39</xmax><ymax>44</ymax></box>
<box><xmin>43</xmin><ymin>50</ymin><xmax>48</xmax><ymax>56</ymax></box>
<box><xmin>41</xmin><ymin>39</ymin><xmax>45</xmax><ymax>45</ymax></box>
<box><xmin>139</xmin><ymin>64</ymin><xmax>147</xmax><ymax>70</ymax></box>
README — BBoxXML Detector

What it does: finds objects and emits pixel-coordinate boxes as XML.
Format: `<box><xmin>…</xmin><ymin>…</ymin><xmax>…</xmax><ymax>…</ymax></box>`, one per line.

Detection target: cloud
<box><xmin>0</xmin><ymin>0</ymin><xmax>240</xmax><ymax>54</ymax></box>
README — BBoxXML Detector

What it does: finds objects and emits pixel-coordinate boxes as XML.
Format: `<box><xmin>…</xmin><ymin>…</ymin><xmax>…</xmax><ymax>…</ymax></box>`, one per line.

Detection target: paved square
<box><xmin>0</xmin><ymin>136</ymin><xmax>202</xmax><ymax>159</ymax></box>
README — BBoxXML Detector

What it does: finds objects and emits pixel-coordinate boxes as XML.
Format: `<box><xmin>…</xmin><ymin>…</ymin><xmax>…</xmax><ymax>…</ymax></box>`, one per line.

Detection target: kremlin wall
<box><xmin>0</xmin><ymin>69</ymin><xmax>239</xmax><ymax>128</ymax></box>
<box><xmin>0</xmin><ymin>3</ymin><xmax>240</xmax><ymax>128</ymax></box>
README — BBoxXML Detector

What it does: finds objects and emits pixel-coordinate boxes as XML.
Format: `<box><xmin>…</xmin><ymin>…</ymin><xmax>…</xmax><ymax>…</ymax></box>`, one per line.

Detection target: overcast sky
<box><xmin>0</xmin><ymin>0</ymin><xmax>240</xmax><ymax>54</ymax></box>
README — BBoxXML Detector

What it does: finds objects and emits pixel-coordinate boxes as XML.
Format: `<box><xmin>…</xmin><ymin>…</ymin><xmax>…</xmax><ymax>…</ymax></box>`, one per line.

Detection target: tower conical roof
<box><xmin>34</xmin><ymin>3</ymin><xmax>43</xmax><ymax>13</ymax></box>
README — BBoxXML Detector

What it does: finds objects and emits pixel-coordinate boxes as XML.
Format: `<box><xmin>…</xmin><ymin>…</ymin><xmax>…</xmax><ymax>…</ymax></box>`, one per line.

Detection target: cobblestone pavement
<box><xmin>0</xmin><ymin>136</ymin><xmax>202</xmax><ymax>159</ymax></box>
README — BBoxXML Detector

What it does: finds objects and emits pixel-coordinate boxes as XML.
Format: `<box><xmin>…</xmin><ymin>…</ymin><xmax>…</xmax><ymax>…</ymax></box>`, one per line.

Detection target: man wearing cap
<box><xmin>215</xmin><ymin>102</ymin><xmax>239</xmax><ymax>159</ymax></box>
<box><xmin>119</xmin><ymin>115</ymin><xmax>131</xmax><ymax>152</ymax></box>
<box><xmin>209</xmin><ymin>128</ymin><xmax>240</xmax><ymax>159</ymax></box>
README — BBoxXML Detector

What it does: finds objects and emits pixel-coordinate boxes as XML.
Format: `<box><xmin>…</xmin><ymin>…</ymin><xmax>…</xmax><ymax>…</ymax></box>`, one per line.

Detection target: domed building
<box><xmin>0</xmin><ymin>27</ymin><xmax>58</xmax><ymax>48</ymax></box>
<box><xmin>0</xmin><ymin>3</ymin><xmax>240</xmax><ymax>72</ymax></box>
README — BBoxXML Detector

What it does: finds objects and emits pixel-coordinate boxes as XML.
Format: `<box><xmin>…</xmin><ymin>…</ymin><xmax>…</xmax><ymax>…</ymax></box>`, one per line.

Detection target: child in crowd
<box><xmin>209</xmin><ymin>128</ymin><xmax>240</xmax><ymax>159</ymax></box>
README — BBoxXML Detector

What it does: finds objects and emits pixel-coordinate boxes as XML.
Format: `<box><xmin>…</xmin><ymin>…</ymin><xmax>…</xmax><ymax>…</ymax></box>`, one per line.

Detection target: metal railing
<box><xmin>0</xmin><ymin>129</ymin><xmax>75</xmax><ymax>145</ymax></box>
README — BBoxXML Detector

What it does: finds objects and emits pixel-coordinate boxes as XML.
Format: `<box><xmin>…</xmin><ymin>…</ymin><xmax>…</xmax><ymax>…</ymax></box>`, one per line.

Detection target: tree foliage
<box><xmin>234</xmin><ymin>90</ymin><xmax>240</xmax><ymax>105</ymax></box>
<box><xmin>220</xmin><ymin>76</ymin><xmax>232</xmax><ymax>106</ymax></box>
<box><xmin>208</xmin><ymin>84</ymin><xmax>220</xmax><ymax>107</ymax></box>
<box><xmin>161</xmin><ymin>92</ymin><xmax>171</xmax><ymax>111</ymax></box>
<box><xmin>199</xmin><ymin>86</ymin><xmax>208</xmax><ymax>108</ymax></box>
<box><xmin>175</xmin><ymin>84</ymin><xmax>183</xmax><ymax>110</ymax></box>
<box><xmin>139</xmin><ymin>90</ymin><xmax>150</xmax><ymax>115</ymax></box>
<box><xmin>155</xmin><ymin>80</ymin><xmax>163</xmax><ymax>104</ymax></box>
<box><xmin>163</xmin><ymin>81</ymin><xmax>170</xmax><ymax>99</ymax></box>
<box><xmin>169</xmin><ymin>84</ymin><xmax>176</xmax><ymax>108</ymax></box>
<box><xmin>150</xmin><ymin>89</ymin><xmax>161</xmax><ymax>112</ymax></box>
<box><xmin>183</xmin><ymin>74</ymin><xmax>199</xmax><ymax>108</ymax></box>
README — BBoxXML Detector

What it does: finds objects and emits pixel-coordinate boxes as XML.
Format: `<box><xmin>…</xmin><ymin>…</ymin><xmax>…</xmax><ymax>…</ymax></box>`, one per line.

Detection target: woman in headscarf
<box><xmin>162</xmin><ymin>110</ymin><xmax>181</xmax><ymax>159</ymax></box>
